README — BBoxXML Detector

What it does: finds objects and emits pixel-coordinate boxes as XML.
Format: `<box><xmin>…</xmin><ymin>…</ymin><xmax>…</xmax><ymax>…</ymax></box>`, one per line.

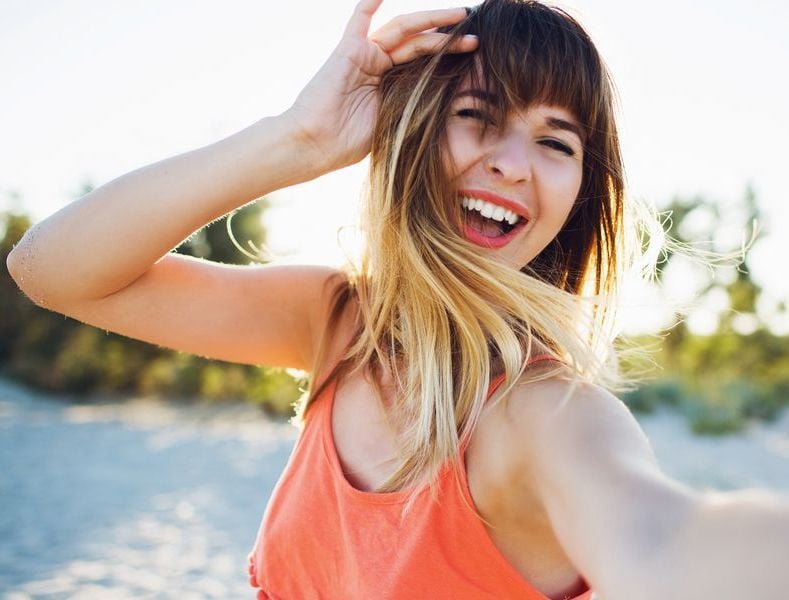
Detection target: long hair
<box><xmin>296</xmin><ymin>0</ymin><xmax>649</xmax><ymax>509</ymax></box>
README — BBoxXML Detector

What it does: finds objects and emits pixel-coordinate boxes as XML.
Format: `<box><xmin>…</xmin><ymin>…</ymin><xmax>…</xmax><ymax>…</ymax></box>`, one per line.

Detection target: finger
<box><xmin>370</xmin><ymin>7</ymin><xmax>469</xmax><ymax>52</ymax></box>
<box><xmin>388</xmin><ymin>32</ymin><xmax>478</xmax><ymax>65</ymax></box>
<box><xmin>343</xmin><ymin>0</ymin><xmax>385</xmax><ymax>39</ymax></box>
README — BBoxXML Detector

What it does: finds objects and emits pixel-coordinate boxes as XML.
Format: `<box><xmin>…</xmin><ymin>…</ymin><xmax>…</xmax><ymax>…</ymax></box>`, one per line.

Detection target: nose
<box><xmin>484</xmin><ymin>134</ymin><xmax>533</xmax><ymax>183</ymax></box>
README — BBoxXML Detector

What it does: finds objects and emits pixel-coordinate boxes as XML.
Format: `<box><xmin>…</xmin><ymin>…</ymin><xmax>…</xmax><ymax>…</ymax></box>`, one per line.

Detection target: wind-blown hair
<box><xmin>295</xmin><ymin>0</ymin><xmax>647</xmax><ymax>508</ymax></box>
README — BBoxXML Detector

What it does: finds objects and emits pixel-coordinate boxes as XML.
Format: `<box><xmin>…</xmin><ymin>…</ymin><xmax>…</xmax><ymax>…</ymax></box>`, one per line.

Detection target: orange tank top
<box><xmin>247</xmin><ymin>364</ymin><xmax>595</xmax><ymax>600</ymax></box>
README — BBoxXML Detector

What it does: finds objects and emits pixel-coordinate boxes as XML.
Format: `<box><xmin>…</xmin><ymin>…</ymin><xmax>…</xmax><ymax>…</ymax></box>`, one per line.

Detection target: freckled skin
<box><xmin>443</xmin><ymin>96</ymin><xmax>584</xmax><ymax>270</ymax></box>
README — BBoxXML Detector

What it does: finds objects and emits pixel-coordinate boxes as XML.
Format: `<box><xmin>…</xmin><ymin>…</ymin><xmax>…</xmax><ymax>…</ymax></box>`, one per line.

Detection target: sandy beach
<box><xmin>1</xmin><ymin>377</ymin><xmax>787</xmax><ymax>598</ymax></box>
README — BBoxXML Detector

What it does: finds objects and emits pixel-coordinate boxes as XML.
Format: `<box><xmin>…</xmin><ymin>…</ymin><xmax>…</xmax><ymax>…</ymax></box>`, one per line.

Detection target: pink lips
<box><xmin>459</xmin><ymin>188</ymin><xmax>530</xmax><ymax>249</ymax></box>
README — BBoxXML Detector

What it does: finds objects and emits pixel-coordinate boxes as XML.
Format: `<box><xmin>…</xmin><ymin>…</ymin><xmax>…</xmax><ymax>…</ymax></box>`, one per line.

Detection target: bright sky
<box><xmin>2</xmin><ymin>0</ymin><xmax>788</xmax><ymax>333</ymax></box>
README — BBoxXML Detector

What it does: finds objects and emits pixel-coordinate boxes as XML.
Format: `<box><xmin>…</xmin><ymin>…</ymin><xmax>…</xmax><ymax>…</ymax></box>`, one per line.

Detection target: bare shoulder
<box><xmin>503</xmin><ymin>374</ymin><xmax>657</xmax><ymax>472</ymax></box>
<box><xmin>498</xmin><ymin>373</ymin><xmax>703</xmax><ymax>598</ymax></box>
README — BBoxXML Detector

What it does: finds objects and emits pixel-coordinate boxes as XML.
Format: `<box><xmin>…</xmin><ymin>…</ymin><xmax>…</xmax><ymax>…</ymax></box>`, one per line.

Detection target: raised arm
<box><xmin>506</xmin><ymin>377</ymin><xmax>789</xmax><ymax>600</ymax></box>
<box><xmin>5</xmin><ymin>109</ymin><xmax>348</xmax><ymax>370</ymax></box>
<box><xmin>6</xmin><ymin>113</ymin><xmax>324</xmax><ymax>308</ymax></box>
<box><xmin>6</xmin><ymin>1</ymin><xmax>478</xmax><ymax>370</ymax></box>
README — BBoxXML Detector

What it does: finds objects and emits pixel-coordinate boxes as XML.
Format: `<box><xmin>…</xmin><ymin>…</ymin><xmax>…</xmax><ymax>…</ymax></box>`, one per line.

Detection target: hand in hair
<box><xmin>283</xmin><ymin>0</ymin><xmax>478</xmax><ymax>174</ymax></box>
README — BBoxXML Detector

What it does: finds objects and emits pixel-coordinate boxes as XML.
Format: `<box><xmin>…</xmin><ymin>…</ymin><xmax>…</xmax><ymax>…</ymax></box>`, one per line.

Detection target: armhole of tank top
<box><xmin>314</xmin><ymin>324</ymin><xmax>359</xmax><ymax>392</ymax></box>
<box><xmin>301</xmin><ymin>312</ymin><xmax>362</xmax><ymax>433</ymax></box>
<box><xmin>306</xmin><ymin>281</ymin><xmax>361</xmax><ymax>401</ymax></box>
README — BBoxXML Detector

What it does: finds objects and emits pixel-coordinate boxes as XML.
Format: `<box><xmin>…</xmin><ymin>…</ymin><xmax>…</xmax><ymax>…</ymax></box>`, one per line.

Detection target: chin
<box><xmin>491</xmin><ymin>252</ymin><xmax>530</xmax><ymax>271</ymax></box>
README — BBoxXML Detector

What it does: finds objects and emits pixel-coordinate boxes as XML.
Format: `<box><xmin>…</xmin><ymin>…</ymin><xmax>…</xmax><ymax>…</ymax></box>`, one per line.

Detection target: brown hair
<box><xmin>391</xmin><ymin>0</ymin><xmax>625</xmax><ymax>295</ymax></box>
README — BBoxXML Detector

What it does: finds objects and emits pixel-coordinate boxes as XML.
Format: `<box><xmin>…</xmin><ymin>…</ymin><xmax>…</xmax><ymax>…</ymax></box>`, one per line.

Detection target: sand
<box><xmin>1</xmin><ymin>377</ymin><xmax>787</xmax><ymax>598</ymax></box>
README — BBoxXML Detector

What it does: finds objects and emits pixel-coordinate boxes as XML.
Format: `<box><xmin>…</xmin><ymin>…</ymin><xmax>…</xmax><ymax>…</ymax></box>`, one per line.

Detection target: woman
<box><xmin>7</xmin><ymin>1</ymin><xmax>789</xmax><ymax>599</ymax></box>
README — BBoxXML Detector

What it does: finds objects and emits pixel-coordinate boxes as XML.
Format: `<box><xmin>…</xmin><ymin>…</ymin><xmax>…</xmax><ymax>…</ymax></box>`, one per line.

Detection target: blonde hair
<box><xmin>295</xmin><ymin>0</ymin><xmax>657</xmax><ymax>511</ymax></box>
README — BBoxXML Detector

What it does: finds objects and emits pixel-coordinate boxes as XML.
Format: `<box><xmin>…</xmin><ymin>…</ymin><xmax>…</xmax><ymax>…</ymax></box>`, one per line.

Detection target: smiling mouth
<box><xmin>460</xmin><ymin>194</ymin><xmax>529</xmax><ymax>248</ymax></box>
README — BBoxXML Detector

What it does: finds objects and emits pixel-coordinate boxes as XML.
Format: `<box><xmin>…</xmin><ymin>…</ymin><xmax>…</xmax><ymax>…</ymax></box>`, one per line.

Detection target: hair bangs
<box><xmin>437</xmin><ymin>1</ymin><xmax>604</xmax><ymax>142</ymax></box>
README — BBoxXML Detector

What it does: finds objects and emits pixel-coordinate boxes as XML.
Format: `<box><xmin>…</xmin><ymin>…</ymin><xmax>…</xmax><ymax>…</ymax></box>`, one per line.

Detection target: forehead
<box><xmin>452</xmin><ymin>84</ymin><xmax>585</xmax><ymax>142</ymax></box>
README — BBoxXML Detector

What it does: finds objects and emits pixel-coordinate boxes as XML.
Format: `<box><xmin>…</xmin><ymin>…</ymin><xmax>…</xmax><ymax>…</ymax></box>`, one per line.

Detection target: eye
<box><xmin>539</xmin><ymin>139</ymin><xmax>575</xmax><ymax>156</ymax></box>
<box><xmin>455</xmin><ymin>108</ymin><xmax>495</xmax><ymax>124</ymax></box>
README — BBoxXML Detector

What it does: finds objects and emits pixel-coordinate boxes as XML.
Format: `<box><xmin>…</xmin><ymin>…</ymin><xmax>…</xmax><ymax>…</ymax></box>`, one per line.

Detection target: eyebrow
<box><xmin>454</xmin><ymin>89</ymin><xmax>586</xmax><ymax>143</ymax></box>
<box><xmin>545</xmin><ymin>116</ymin><xmax>585</xmax><ymax>144</ymax></box>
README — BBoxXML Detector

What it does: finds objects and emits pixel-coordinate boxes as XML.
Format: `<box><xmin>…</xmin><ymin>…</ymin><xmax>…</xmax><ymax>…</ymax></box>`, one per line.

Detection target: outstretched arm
<box><xmin>646</xmin><ymin>487</ymin><xmax>789</xmax><ymax>599</ymax></box>
<box><xmin>7</xmin><ymin>114</ymin><xmax>320</xmax><ymax>307</ymax></box>
<box><xmin>507</xmin><ymin>377</ymin><xmax>789</xmax><ymax>600</ymax></box>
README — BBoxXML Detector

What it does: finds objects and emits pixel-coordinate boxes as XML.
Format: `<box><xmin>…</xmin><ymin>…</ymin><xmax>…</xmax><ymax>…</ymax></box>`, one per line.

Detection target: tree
<box><xmin>0</xmin><ymin>210</ymin><xmax>35</xmax><ymax>363</ymax></box>
<box><xmin>625</xmin><ymin>183</ymin><xmax>789</xmax><ymax>432</ymax></box>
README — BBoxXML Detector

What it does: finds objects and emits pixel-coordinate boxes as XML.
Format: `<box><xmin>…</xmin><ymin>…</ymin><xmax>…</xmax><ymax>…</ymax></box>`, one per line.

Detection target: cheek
<box><xmin>442</xmin><ymin>127</ymin><xmax>483</xmax><ymax>178</ymax></box>
<box><xmin>544</xmin><ymin>162</ymin><xmax>583</xmax><ymax>220</ymax></box>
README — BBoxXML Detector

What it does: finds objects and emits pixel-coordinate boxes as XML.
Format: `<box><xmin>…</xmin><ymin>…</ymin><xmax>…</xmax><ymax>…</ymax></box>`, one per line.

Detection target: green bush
<box><xmin>683</xmin><ymin>394</ymin><xmax>747</xmax><ymax>436</ymax></box>
<box><xmin>622</xmin><ymin>378</ymin><xmax>684</xmax><ymax>414</ymax></box>
<box><xmin>247</xmin><ymin>368</ymin><xmax>306</xmax><ymax>418</ymax></box>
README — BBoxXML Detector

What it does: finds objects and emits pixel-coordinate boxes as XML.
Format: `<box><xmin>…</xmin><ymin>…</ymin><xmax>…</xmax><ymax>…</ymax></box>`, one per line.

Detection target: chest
<box><xmin>331</xmin><ymin>373</ymin><xmax>587</xmax><ymax>600</ymax></box>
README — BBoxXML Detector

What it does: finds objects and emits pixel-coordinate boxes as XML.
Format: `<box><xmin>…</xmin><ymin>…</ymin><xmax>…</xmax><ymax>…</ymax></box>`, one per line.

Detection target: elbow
<box><xmin>6</xmin><ymin>243</ymin><xmax>29</xmax><ymax>293</ymax></box>
<box><xmin>6</xmin><ymin>242</ymin><xmax>23</xmax><ymax>280</ymax></box>
<box><xmin>6</xmin><ymin>240</ymin><xmax>52</xmax><ymax>308</ymax></box>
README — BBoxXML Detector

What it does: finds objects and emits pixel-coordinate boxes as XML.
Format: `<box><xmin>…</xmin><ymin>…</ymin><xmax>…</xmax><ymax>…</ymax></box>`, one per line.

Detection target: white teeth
<box><xmin>460</xmin><ymin>196</ymin><xmax>522</xmax><ymax>224</ymax></box>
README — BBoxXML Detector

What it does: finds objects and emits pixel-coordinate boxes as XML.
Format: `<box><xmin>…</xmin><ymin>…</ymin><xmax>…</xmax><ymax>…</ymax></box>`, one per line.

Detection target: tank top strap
<box><xmin>526</xmin><ymin>352</ymin><xmax>559</xmax><ymax>365</ymax></box>
<box><xmin>487</xmin><ymin>352</ymin><xmax>559</xmax><ymax>397</ymax></box>
<box><xmin>456</xmin><ymin>352</ymin><xmax>558</xmax><ymax>456</ymax></box>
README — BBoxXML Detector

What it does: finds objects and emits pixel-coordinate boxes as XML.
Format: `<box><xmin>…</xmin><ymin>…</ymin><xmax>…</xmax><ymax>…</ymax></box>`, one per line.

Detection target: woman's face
<box><xmin>443</xmin><ymin>84</ymin><xmax>585</xmax><ymax>270</ymax></box>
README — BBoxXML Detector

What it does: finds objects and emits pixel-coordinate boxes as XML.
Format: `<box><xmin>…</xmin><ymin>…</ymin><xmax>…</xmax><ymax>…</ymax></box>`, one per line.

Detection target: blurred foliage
<box><xmin>622</xmin><ymin>182</ymin><xmax>789</xmax><ymax>435</ymax></box>
<box><xmin>2</xmin><ymin>182</ymin><xmax>787</xmax><ymax>432</ymax></box>
<box><xmin>1</xmin><ymin>188</ymin><xmax>303</xmax><ymax>418</ymax></box>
